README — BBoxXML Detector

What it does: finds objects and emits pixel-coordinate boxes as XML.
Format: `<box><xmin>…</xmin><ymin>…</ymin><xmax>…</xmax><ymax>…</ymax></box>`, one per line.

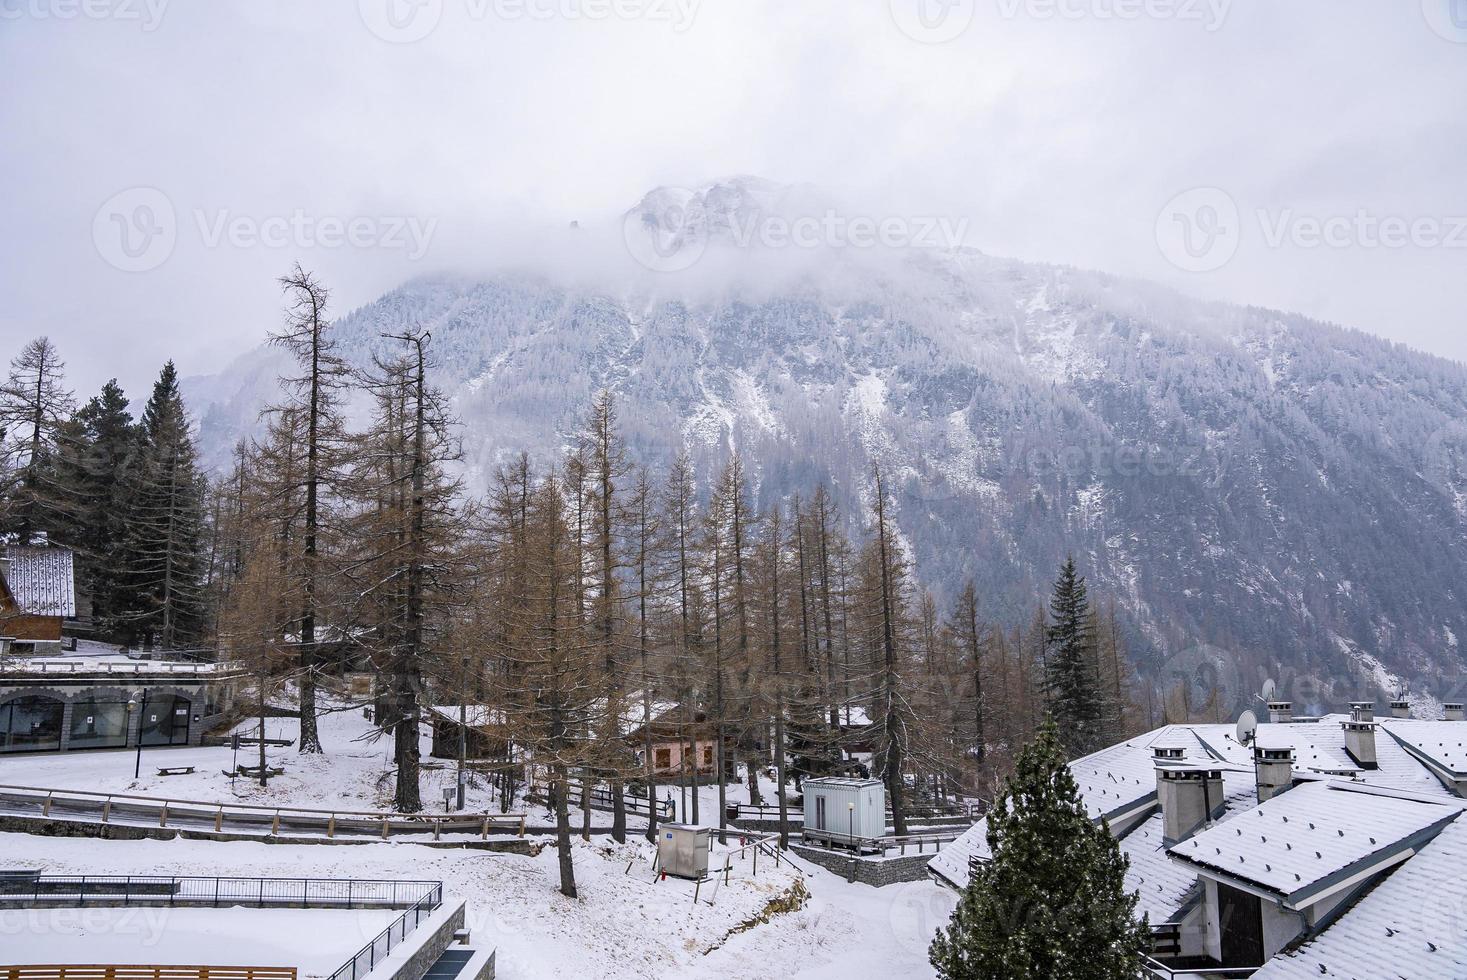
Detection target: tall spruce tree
<box><xmin>929</xmin><ymin>721</ymin><xmax>1150</xmax><ymax>980</ymax></box>
<box><xmin>125</xmin><ymin>362</ymin><xmax>207</xmax><ymax>649</ymax></box>
<box><xmin>1043</xmin><ymin>557</ymin><xmax>1104</xmax><ymax>757</ymax></box>
<box><xmin>62</xmin><ymin>381</ymin><xmax>140</xmax><ymax>633</ymax></box>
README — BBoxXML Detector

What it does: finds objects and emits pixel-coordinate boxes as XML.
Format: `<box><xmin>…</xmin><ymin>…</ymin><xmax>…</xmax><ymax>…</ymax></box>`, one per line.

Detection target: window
<box><xmin>68</xmin><ymin>697</ymin><xmax>129</xmax><ymax>749</ymax></box>
<box><xmin>0</xmin><ymin>696</ymin><xmax>64</xmax><ymax>752</ymax></box>
<box><xmin>816</xmin><ymin>796</ymin><xmax>826</xmax><ymax>831</ymax></box>
<box><xmin>702</xmin><ymin>745</ymin><xmax>713</xmax><ymax>766</ymax></box>
<box><xmin>140</xmin><ymin>693</ymin><xmax>192</xmax><ymax>746</ymax></box>
<box><xmin>655</xmin><ymin>747</ymin><xmax>672</xmax><ymax>770</ymax></box>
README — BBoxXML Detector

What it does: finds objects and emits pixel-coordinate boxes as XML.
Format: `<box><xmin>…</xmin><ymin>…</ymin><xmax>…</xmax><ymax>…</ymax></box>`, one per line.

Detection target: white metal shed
<box><xmin>802</xmin><ymin>777</ymin><xmax>885</xmax><ymax>846</ymax></box>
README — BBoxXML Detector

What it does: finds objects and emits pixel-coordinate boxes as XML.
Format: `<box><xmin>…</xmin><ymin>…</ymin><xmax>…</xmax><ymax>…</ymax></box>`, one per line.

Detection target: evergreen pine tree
<box><xmin>124</xmin><ymin>362</ymin><xmax>207</xmax><ymax>649</ymax></box>
<box><xmin>929</xmin><ymin>721</ymin><xmax>1150</xmax><ymax>980</ymax></box>
<box><xmin>58</xmin><ymin>380</ymin><xmax>141</xmax><ymax>633</ymax></box>
<box><xmin>1043</xmin><ymin>557</ymin><xmax>1104</xmax><ymax>757</ymax></box>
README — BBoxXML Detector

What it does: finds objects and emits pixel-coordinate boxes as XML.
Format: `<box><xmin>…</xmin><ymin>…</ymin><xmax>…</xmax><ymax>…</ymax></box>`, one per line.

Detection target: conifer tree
<box><xmin>1043</xmin><ymin>557</ymin><xmax>1103</xmax><ymax>757</ymax></box>
<box><xmin>125</xmin><ymin>362</ymin><xmax>207</xmax><ymax>649</ymax></box>
<box><xmin>60</xmin><ymin>380</ymin><xmax>140</xmax><ymax>632</ymax></box>
<box><xmin>269</xmin><ymin>264</ymin><xmax>349</xmax><ymax>755</ymax></box>
<box><xmin>929</xmin><ymin>721</ymin><xmax>1149</xmax><ymax>980</ymax></box>
<box><xmin>0</xmin><ymin>337</ymin><xmax>76</xmax><ymax>540</ymax></box>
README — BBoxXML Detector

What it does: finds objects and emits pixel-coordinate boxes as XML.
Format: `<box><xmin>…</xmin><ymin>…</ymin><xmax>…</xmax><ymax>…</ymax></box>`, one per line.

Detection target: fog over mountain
<box><xmin>186</xmin><ymin>178</ymin><xmax>1467</xmax><ymax>700</ymax></box>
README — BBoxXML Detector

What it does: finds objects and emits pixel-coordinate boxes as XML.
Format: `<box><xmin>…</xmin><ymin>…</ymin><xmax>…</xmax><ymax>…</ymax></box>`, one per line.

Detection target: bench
<box><xmin>157</xmin><ymin>766</ymin><xmax>196</xmax><ymax>776</ymax></box>
<box><xmin>233</xmin><ymin>765</ymin><xmax>285</xmax><ymax>778</ymax></box>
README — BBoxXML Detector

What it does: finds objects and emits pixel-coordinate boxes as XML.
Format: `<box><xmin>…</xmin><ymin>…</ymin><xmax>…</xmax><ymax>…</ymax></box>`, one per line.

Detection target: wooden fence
<box><xmin>0</xmin><ymin>967</ymin><xmax>296</xmax><ymax>980</ymax></box>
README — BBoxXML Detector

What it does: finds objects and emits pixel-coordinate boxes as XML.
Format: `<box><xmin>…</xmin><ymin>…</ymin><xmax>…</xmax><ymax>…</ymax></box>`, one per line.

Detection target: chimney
<box><xmin>1255</xmin><ymin>746</ymin><xmax>1295</xmax><ymax>803</ymax></box>
<box><xmin>1444</xmin><ymin>703</ymin><xmax>1465</xmax><ymax>722</ymax></box>
<box><xmin>1342</xmin><ymin>720</ymin><xmax>1378</xmax><ymax>770</ymax></box>
<box><xmin>1268</xmin><ymin>701</ymin><xmax>1293</xmax><ymax>724</ymax></box>
<box><xmin>1391</xmin><ymin>700</ymin><xmax>1412</xmax><ymax>719</ymax></box>
<box><xmin>1349</xmin><ymin>701</ymin><xmax>1375</xmax><ymax>723</ymax></box>
<box><xmin>1155</xmin><ymin>747</ymin><xmax>1224</xmax><ymax>845</ymax></box>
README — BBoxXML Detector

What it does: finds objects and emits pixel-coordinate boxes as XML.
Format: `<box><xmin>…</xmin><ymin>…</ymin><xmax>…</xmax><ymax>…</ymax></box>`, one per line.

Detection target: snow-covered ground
<box><xmin>0</xmin><ymin>907</ymin><xmax>395</xmax><ymax>975</ymax></box>
<box><xmin>0</xmin><ymin>699</ymin><xmax>959</xmax><ymax>977</ymax></box>
<box><xmin>0</xmin><ymin>831</ymin><xmax>954</xmax><ymax>979</ymax></box>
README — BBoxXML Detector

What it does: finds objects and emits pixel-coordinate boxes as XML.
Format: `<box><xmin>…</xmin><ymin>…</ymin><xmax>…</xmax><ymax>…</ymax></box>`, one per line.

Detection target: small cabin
<box><xmin>801</xmin><ymin>776</ymin><xmax>885</xmax><ymax>848</ymax></box>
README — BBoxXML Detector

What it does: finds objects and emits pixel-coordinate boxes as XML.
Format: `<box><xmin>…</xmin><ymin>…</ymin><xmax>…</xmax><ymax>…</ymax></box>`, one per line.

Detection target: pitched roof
<box><xmin>1169</xmin><ymin>781</ymin><xmax>1461</xmax><ymax>906</ymax></box>
<box><xmin>1380</xmin><ymin>720</ymin><xmax>1467</xmax><ymax>777</ymax></box>
<box><xmin>1253</xmin><ymin>816</ymin><xmax>1467</xmax><ymax>979</ymax></box>
<box><xmin>2</xmin><ymin>546</ymin><xmax>75</xmax><ymax>618</ymax></box>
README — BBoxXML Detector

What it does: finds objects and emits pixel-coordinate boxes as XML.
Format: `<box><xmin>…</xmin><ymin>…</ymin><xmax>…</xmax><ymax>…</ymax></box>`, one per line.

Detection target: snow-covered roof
<box><xmin>1253</xmin><ymin>815</ymin><xmax>1467</xmax><ymax>979</ymax></box>
<box><xmin>1380</xmin><ymin>720</ymin><xmax>1467</xmax><ymax>777</ymax></box>
<box><xmin>930</xmin><ymin>717</ymin><xmax>1467</xmax><ymax>905</ymax></box>
<box><xmin>2</xmin><ymin>545</ymin><xmax>75</xmax><ymax>618</ymax></box>
<box><xmin>1169</xmin><ymin>781</ymin><xmax>1461</xmax><ymax>906</ymax></box>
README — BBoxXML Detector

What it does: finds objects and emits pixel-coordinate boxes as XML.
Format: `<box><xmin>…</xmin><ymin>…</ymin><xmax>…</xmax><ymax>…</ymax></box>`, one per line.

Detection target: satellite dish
<box><xmin>1236</xmin><ymin>709</ymin><xmax>1259</xmax><ymax>747</ymax></box>
<box><xmin>1260</xmin><ymin>679</ymin><xmax>1277</xmax><ymax>703</ymax></box>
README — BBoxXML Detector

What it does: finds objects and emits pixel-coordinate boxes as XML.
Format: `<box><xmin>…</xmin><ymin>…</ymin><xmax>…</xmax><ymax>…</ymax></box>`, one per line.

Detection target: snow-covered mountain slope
<box><xmin>186</xmin><ymin>179</ymin><xmax>1467</xmax><ymax>693</ymax></box>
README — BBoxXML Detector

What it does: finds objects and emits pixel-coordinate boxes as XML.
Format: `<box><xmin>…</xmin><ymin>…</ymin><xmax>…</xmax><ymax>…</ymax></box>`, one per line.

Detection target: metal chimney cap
<box><xmin>1254</xmin><ymin>745</ymin><xmax>1295</xmax><ymax>761</ymax></box>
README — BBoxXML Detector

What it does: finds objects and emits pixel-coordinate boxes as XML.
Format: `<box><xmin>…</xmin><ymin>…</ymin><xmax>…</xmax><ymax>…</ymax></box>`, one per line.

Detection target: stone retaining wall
<box><xmin>790</xmin><ymin>843</ymin><xmax>934</xmax><ymax>887</ymax></box>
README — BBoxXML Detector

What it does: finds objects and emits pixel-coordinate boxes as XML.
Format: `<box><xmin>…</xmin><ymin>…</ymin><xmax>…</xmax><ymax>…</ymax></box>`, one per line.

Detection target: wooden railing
<box><xmin>0</xmin><ymin>784</ymin><xmax>526</xmax><ymax>840</ymax></box>
<box><xmin>0</xmin><ymin>967</ymin><xmax>296</xmax><ymax>980</ymax></box>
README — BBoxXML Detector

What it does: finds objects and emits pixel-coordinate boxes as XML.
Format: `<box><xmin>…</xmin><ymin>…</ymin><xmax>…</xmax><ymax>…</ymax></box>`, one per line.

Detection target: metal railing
<box><xmin>1141</xmin><ymin>955</ymin><xmax>1259</xmax><ymax>979</ymax></box>
<box><xmin>0</xmin><ymin>660</ymin><xmax>245</xmax><ymax>676</ymax></box>
<box><xmin>800</xmin><ymin>827</ymin><xmax>963</xmax><ymax>855</ymax></box>
<box><xmin>0</xmin><ymin>784</ymin><xmax>527</xmax><ymax>840</ymax></box>
<box><xmin>327</xmin><ymin>884</ymin><xmax>444</xmax><ymax>980</ymax></box>
<box><xmin>0</xmin><ymin>875</ymin><xmax>439</xmax><ymax>910</ymax></box>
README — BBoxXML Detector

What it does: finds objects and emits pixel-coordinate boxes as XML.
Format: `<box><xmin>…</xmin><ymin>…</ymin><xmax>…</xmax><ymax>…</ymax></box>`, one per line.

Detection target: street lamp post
<box><xmin>848</xmin><ymin>800</ymin><xmax>855</xmax><ymax>850</ymax></box>
<box><xmin>128</xmin><ymin>688</ymin><xmax>147</xmax><ymax>779</ymax></box>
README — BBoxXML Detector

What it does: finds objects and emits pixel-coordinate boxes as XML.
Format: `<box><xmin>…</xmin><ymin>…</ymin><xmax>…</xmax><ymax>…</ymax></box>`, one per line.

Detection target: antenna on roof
<box><xmin>1259</xmin><ymin>678</ymin><xmax>1277</xmax><ymax>703</ymax></box>
<box><xmin>1235</xmin><ymin>709</ymin><xmax>1259</xmax><ymax>747</ymax></box>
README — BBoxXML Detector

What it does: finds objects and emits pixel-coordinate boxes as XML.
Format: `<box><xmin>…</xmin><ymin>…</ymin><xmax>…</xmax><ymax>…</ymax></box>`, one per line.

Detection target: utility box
<box><xmin>657</xmin><ymin>823</ymin><xmax>710</xmax><ymax>880</ymax></box>
<box><xmin>802</xmin><ymin>777</ymin><xmax>885</xmax><ymax>848</ymax></box>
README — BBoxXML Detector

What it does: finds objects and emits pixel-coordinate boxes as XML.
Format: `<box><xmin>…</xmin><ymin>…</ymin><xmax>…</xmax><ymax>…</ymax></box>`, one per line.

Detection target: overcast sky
<box><xmin>2</xmin><ymin>0</ymin><xmax>1464</xmax><ymax>399</ymax></box>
